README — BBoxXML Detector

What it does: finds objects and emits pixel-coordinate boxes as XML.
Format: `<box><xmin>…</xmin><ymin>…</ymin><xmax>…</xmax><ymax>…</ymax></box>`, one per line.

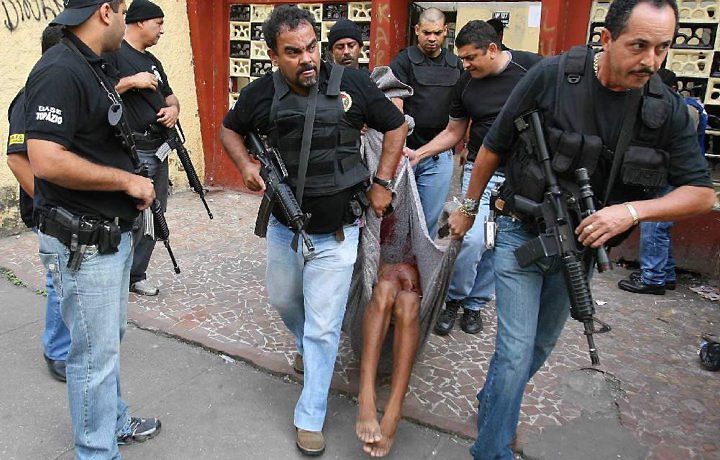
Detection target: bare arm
<box><xmin>27</xmin><ymin>139</ymin><xmax>155</xmax><ymax>209</ymax></box>
<box><xmin>219</xmin><ymin>126</ymin><xmax>265</xmax><ymax>192</ymax></box>
<box><xmin>409</xmin><ymin>118</ymin><xmax>469</xmax><ymax>164</ymax></box>
<box><xmin>578</xmin><ymin>185</ymin><xmax>716</xmax><ymax>248</ymax></box>
<box><xmin>115</xmin><ymin>72</ymin><xmax>159</xmax><ymax>94</ymax></box>
<box><xmin>391</xmin><ymin>97</ymin><xmax>403</xmax><ymax>112</ymax></box>
<box><xmin>7</xmin><ymin>152</ymin><xmax>35</xmax><ymax>197</ymax></box>
<box><xmin>447</xmin><ymin>145</ymin><xmax>502</xmax><ymax>239</ymax></box>
<box><xmin>368</xmin><ymin>122</ymin><xmax>408</xmax><ymax>217</ymax></box>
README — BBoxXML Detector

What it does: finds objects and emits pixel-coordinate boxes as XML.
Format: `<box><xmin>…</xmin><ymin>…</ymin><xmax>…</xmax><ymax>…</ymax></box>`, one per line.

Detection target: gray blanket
<box><xmin>343</xmin><ymin>66</ymin><xmax>461</xmax><ymax>372</ymax></box>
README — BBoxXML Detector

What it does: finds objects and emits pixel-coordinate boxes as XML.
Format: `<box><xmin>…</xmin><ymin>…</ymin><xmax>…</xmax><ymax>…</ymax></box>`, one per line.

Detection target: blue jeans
<box><xmin>470</xmin><ymin>217</ymin><xmax>571</xmax><ymax>460</ymax></box>
<box><xmin>414</xmin><ymin>149</ymin><xmax>453</xmax><ymax>239</ymax></box>
<box><xmin>33</xmin><ymin>228</ymin><xmax>70</xmax><ymax>361</ymax></box>
<box><xmin>447</xmin><ymin>164</ymin><xmax>504</xmax><ymax>311</ymax></box>
<box><xmin>265</xmin><ymin>216</ymin><xmax>359</xmax><ymax>431</ymax></box>
<box><xmin>131</xmin><ymin>150</ymin><xmax>169</xmax><ymax>284</ymax></box>
<box><xmin>638</xmin><ymin>186</ymin><xmax>676</xmax><ymax>286</ymax></box>
<box><xmin>39</xmin><ymin>231</ymin><xmax>134</xmax><ymax>460</ymax></box>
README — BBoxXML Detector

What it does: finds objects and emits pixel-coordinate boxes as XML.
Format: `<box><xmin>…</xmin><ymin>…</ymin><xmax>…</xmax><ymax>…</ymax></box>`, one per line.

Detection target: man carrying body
<box><xmin>7</xmin><ymin>25</ymin><xmax>69</xmax><ymax>382</ymax></box>
<box><xmin>25</xmin><ymin>1</ymin><xmax>162</xmax><ymax>457</ymax></box>
<box><xmin>390</xmin><ymin>7</ymin><xmax>463</xmax><ymax>239</ymax></box>
<box><xmin>447</xmin><ymin>1</ymin><xmax>715</xmax><ymax>458</ymax></box>
<box><xmin>408</xmin><ymin>21</ymin><xmax>541</xmax><ymax>336</ymax></box>
<box><xmin>105</xmin><ymin>0</ymin><xmax>180</xmax><ymax>297</ymax></box>
<box><xmin>220</xmin><ymin>5</ymin><xmax>406</xmax><ymax>456</ymax></box>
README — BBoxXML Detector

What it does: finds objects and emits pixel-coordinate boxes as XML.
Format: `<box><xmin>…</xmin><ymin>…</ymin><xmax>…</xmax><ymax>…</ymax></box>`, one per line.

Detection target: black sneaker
<box><xmin>630</xmin><ymin>271</ymin><xmax>676</xmax><ymax>290</ymax></box>
<box><xmin>618</xmin><ymin>277</ymin><xmax>665</xmax><ymax>295</ymax></box>
<box><xmin>434</xmin><ymin>301</ymin><xmax>461</xmax><ymax>335</ymax></box>
<box><xmin>117</xmin><ymin>417</ymin><xmax>162</xmax><ymax>445</ymax></box>
<box><xmin>460</xmin><ymin>308</ymin><xmax>483</xmax><ymax>334</ymax></box>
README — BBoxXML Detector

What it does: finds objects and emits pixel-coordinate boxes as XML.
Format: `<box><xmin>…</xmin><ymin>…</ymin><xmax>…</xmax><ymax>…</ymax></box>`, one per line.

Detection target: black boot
<box><xmin>434</xmin><ymin>300</ymin><xmax>461</xmax><ymax>335</ymax></box>
<box><xmin>460</xmin><ymin>308</ymin><xmax>483</xmax><ymax>334</ymax></box>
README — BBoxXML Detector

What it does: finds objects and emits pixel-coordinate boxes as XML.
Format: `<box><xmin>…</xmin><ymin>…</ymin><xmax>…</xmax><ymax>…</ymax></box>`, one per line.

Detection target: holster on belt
<box><xmin>36</xmin><ymin>207</ymin><xmax>122</xmax><ymax>271</ymax></box>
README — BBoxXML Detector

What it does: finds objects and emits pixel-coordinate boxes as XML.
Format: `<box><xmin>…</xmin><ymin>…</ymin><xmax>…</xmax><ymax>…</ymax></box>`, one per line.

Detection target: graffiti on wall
<box><xmin>2</xmin><ymin>0</ymin><xmax>63</xmax><ymax>32</ymax></box>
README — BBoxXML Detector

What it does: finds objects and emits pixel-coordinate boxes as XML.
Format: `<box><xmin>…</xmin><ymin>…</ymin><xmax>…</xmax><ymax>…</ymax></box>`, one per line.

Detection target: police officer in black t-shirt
<box><xmin>446</xmin><ymin>1</ymin><xmax>715</xmax><ymax>458</ymax></box>
<box><xmin>410</xmin><ymin>20</ymin><xmax>542</xmax><ymax>337</ymax></box>
<box><xmin>104</xmin><ymin>0</ymin><xmax>179</xmax><ymax>297</ymax></box>
<box><xmin>6</xmin><ymin>25</ymin><xmax>70</xmax><ymax>383</ymax></box>
<box><xmin>390</xmin><ymin>7</ymin><xmax>463</xmax><ymax>239</ymax></box>
<box><xmin>220</xmin><ymin>6</ymin><xmax>406</xmax><ymax>456</ymax></box>
<box><xmin>24</xmin><ymin>1</ymin><xmax>161</xmax><ymax>456</ymax></box>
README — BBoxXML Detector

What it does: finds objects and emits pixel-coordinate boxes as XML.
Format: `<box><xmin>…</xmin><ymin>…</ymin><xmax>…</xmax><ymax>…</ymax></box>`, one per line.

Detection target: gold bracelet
<box><xmin>624</xmin><ymin>203</ymin><xmax>639</xmax><ymax>226</ymax></box>
<box><xmin>458</xmin><ymin>206</ymin><xmax>477</xmax><ymax>218</ymax></box>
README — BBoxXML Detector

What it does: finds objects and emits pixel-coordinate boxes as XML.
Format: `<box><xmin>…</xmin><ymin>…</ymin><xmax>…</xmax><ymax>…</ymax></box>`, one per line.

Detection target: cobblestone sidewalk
<box><xmin>1</xmin><ymin>190</ymin><xmax>718</xmax><ymax>459</ymax></box>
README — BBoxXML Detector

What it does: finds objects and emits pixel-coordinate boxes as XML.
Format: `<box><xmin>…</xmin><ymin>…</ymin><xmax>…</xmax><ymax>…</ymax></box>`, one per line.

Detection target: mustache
<box><xmin>631</xmin><ymin>66</ymin><xmax>653</xmax><ymax>76</ymax></box>
<box><xmin>297</xmin><ymin>64</ymin><xmax>316</xmax><ymax>75</ymax></box>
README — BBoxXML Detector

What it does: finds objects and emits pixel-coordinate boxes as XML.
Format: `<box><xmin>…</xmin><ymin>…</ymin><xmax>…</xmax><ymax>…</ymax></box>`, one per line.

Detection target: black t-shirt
<box><xmin>450</xmin><ymin>50</ymin><xmax>542</xmax><ymax>162</ymax></box>
<box><xmin>104</xmin><ymin>40</ymin><xmax>173</xmax><ymax>132</ymax></box>
<box><xmin>390</xmin><ymin>47</ymin><xmax>464</xmax><ymax>147</ymax></box>
<box><xmin>483</xmin><ymin>54</ymin><xmax>713</xmax><ymax>203</ymax></box>
<box><xmin>6</xmin><ymin>91</ymin><xmax>34</xmax><ymax>228</ymax></box>
<box><xmin>24</xmin><ymin>33</ymin><xmax>137</xmax><ymax>226</ymax></box>
<box><xmin>223</xmin><ymin>62</ymin><xmax>405</xmax><ymax>233</ymax></box>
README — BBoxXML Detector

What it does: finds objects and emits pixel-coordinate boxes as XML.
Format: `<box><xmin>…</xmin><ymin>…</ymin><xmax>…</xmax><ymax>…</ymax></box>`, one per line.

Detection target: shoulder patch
<box><xmin>8</xmin><ymin>134</ymin><xmax>24</xmax><ymax>145</ymax></box>
<box><xmin>340</xmin><ymin>91</ymin><xmax>353</xmax><ymax>112</ymax></box>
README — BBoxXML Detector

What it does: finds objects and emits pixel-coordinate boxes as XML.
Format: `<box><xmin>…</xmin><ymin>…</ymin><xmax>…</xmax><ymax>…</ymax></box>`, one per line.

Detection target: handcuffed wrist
<box><xmin>624</xmin><ymin>202</ymin><xmax>639</xmax><ymax>226</ymax></box>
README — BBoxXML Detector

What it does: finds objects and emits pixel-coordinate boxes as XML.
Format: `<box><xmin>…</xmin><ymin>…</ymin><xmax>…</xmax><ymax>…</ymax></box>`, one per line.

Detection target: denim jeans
<box><xmin>413</xmin><ymin>149</ymin><xmax>453</xmax><ymax>239</ymax></box>
<box><xmin>33</xmin><ymin>228</ymin><xmax>70</xmax><ymax>361</ymax></box>
<box><xmin>470</xmin><ymin>216</ymin><xmax>571</xmax><ymax>460</ymax></box>
<box><xmin>447</xmin><ymin>163</ymin><xmax>504</xmax><ymax>311</ymax></box>
<box><xmin>131</xmin><ymin>149</ymin><xmax>169</xmax><ymax>285</ymax></box>
<box><xmin>39</xmin><ymin>231</ymin><xmax>133</xmax><ymax>460</ymax></box>
<box><xmin>265</xmin><ymin>216</ymin><xmax>359</xmax><ymax>431</ymax></box>
<box><xmin>638</xmin><ymin>186</ymin><xmax>676</xmax><ymax>286</ymax></box>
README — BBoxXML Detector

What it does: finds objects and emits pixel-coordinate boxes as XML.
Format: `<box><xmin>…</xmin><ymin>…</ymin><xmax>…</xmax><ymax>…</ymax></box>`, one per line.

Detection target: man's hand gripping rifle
<box><xmin>164</xmin><ymin>122</ymin><xmax>213</xmax><ymax>220</ymax></box>
<box><xmin>245</xmin><ymin>131</ymin><xmax>315</xmax><ymax>260</ymax></box>
<box><xmin>512</xmin><ymin>111</ymin><xmax>611</xmax><ymax>365</ymax></box>
<box><xmin>115</xmin><ymin>110</ymin><xmax>181</xmax><ymax>274</ymax></box>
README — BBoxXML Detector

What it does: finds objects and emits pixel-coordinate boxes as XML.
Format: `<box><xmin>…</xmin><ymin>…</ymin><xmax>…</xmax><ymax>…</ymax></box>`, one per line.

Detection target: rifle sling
<box><xmin>602</xmin><ymin>89</ymin><xmax>642</xmax><ymax>206</ymax></box>
<box><xmin>295</xmin><ymin>84</ymin><xmax>319</xmax><ymax>207</ymax></box>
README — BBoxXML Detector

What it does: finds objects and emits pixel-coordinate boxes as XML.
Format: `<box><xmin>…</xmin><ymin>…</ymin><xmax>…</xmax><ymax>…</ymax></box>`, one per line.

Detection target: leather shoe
<box><xmin>434</xmin><ymin>300</ymin><xmax>461</xmax><ymax>335</ymax></box>
<box><xmin>44</xmin><ymin>354</ymin><xmax>66</xmax><ymax>382</ymax></box>
<box><xmin>618</xmin><ymin>277</ymin><xmax>665</xmax><ymax>295</ymax></box>
<box><xmin>630</xmin><ymin>271</ymin><xmax>676</xmax><ymax>290</ymax></box>
<box><xmin>293</xmin><ymin>353</ymin><xmax>304</xmax><ymax>374</ymax></box>
<box><xmin>296</xmin><ymin>428</ymin><xmax>325</xmax><ymax>456</ymax></box>
<box><xmin>460</xmin><ymin>308</ymin><xmax>483</xmax><ymax>334</ymax></box>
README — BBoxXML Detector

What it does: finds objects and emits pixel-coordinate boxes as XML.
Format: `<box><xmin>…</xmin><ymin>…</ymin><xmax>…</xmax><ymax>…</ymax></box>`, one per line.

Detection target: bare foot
<box><xmin>356</xmin><ymin>396</ymin><xmax>382</xmax><ymax>444</ymax></box>
<box><xmin>362</xmin><ymin>413</ymin><xmax>400</xmax><ymax>457</ymax></box>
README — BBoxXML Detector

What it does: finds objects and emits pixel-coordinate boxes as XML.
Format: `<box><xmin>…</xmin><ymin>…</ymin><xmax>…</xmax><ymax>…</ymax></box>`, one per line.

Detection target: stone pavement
<box><xmin>0</xmin><ymin>189</ymin><xmax>719</xmax><ymax>459</ymax></box>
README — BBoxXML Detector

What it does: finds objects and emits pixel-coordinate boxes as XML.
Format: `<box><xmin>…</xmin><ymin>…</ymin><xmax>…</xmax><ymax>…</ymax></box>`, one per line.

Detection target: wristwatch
<box><xmin>372</xmin><ymin>175</ymin><xmax>394</xmax><ymax>190</ymax></box>
<box><xmin>458</xmin><ymin>197</ymin><xmax>479</xmax><ymax>217</ymax></box>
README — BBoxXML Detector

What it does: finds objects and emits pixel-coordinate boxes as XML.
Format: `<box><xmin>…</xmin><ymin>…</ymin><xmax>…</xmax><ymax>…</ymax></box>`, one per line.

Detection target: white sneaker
<box><xmin>130</xmin><ymin>279</ymin><xmax>159</xmax><ymax>296</ymax></box>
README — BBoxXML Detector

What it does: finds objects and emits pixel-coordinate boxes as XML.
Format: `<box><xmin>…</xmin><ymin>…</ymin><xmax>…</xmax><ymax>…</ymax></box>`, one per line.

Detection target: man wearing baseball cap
<box><xmin>25</xmin><ymin>1</ymin><xmax>161</xmax><ymax>457</ymax></box>
<box><xmin>105</xmin><ymin>0</ymin><xmax>181</xmax><ymax>298</ymax></box>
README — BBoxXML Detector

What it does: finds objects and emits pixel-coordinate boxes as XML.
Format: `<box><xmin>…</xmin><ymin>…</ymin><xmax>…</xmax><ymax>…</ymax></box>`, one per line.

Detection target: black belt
<box><xmin>132</xmin><ymin>132</ymin><xmax>166</xmax><ymax>151</ymax></box>
<box><xmin>36</xmin><ymin>210</ymin><xmax>102</xmax><ymax>249</ymax></box>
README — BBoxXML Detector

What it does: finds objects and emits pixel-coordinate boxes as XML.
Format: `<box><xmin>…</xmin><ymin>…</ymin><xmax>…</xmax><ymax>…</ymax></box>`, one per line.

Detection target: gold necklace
<box><xmin>594</xmin><ymin>51</ymin><xmax>602</xmax><ymax>77</ymax></box>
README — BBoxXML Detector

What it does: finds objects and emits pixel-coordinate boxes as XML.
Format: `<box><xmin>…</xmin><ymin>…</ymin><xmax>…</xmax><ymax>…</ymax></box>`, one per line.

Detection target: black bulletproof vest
<box><xmin>267</xmin><ymin>64</ymin><xmax>368</xmax><ymax>197</ymax></box>
<box><xmin>405</xmin><ymin>46</ymin><xmax>461</xmax><ymax>130</ymax></box>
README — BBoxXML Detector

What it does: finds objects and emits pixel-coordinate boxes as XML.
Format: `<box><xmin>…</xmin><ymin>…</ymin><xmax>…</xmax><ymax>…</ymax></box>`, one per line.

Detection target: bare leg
<box><xmin>365</xmin><ymin>290</ymin><xmax>420</xmax><ymax>457</ymax></box>
<box><xmin>357</xmin><ymin>280</ymin><xmax>397</xmax><ymax>444</ymax></box>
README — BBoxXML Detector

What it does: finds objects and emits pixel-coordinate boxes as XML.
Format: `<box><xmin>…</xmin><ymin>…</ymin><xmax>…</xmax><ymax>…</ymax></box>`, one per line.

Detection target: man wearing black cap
<box><xmin>104</xmin><ymin>0</ymin><xmax>180</xmax><ymax>297</ymax></box>
<box><xmin>24</xmin><ymin>1</ymin><xmax>161</xmax><ymax>457</ymax></box>
<box><xmin>327</xmin><ymin>19</ymin><xmax>364</xmax><ymax>69</ymax></box>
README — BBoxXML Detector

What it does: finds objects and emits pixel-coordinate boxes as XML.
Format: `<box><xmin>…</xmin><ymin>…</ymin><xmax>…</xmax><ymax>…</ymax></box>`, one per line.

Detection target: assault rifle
<box><xmin>512</xmin><ymin>110</ymin><xmax>610</xmax><ymax>366</ymax></box>
<box><xmin>164</xmin><ymin>122</ymin><xmax>213</xmax><ymax>220</ymax></box>
<box><xmin>112</xmin><ymin>105</ymin><xmax>181</xmax><ymax>274</ymax></box>
<box><xmin>245</xmin><ymin>131</ymin><xmax>315</xmax><ymax>260</ymax></box>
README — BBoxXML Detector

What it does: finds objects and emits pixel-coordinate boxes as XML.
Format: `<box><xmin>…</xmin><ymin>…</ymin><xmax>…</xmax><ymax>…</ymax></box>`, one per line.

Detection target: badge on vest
<box><xmin>340</xmin><ymin>91</ymin><xmax>352</xmax><ymax>112</ymax></box>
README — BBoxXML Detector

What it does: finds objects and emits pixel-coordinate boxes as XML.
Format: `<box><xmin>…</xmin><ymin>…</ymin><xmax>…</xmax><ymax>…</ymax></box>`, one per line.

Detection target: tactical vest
<box><xmin>507</xmin><ymin>45</ymin><xmax>672</xmax><ymax>206</ymax></box>
<box><xmin>404</xmin><ymin>46</ymin><xmax>461</xmax><ymax>130</ymax></box>
<box><xmin>267</xmin><ymin>63</ymin><xmax>368</xmax><ymax>197</ymax></box>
